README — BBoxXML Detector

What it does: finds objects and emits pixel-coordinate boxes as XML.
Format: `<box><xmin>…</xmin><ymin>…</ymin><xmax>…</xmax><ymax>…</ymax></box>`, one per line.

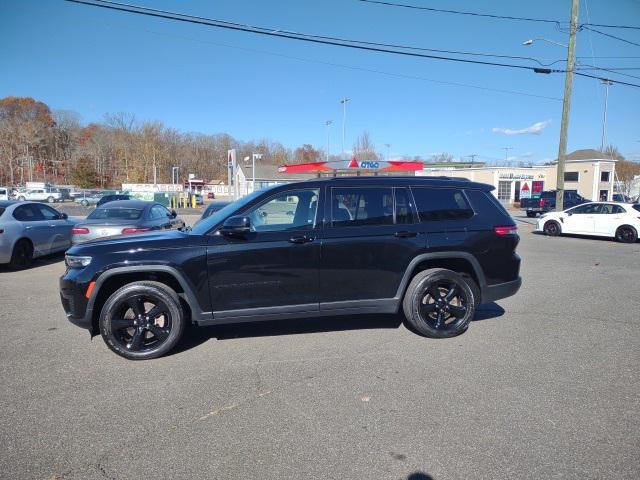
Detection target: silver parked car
<box><xmin>0</xmin><ymin>201</ymin><xmax>77</xmax><ymax>269</ymax></box>
<box><xmin>71</xmin><ymin>200</ymin><xmax>184</xmax><ymax>244</ymax></box>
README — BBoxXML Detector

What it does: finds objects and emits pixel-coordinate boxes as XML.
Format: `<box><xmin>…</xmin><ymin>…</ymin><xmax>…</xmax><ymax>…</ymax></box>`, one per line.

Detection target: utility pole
<box><xmin>325</xmin><ymin>120</ymin><xmax>332</xmax><ymax>161</ymax></box>
<box><xmin>468</xmin><ymin>154</ymin><xmax>478</xmax><ymax>165</ymax></box>
<box><xmin>340</xmin><ymin>97</ymin><xmax>350</xmax><ymax>158</ymax></box>
<box><xmin>384</xmin><ymin>143</ymin><xmax>391</xmax><ymax>160</ymax></box>
<box><xmin>555</xmin><ymin>0</ymin><xmax>580</xmax><ymax>211</ymax></box>
<box><xmin>600</xmin><ymin>79</ymin><xmax>613</xmax><ymax>152</ymax></box>
<box><xmin>502</xmin><ymin>147</ymin><xmax>513</xmax><ymax>164</ymax></box>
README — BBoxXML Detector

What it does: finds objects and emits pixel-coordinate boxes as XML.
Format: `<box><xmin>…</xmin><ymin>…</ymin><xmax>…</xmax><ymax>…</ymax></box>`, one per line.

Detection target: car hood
<box><xmin>66</xmin><ymin>229</ymin><xmax>196</xmax><ymax>255</ymax></box>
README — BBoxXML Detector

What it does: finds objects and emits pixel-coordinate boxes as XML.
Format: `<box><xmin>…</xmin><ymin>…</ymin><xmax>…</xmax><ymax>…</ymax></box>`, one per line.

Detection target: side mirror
<box><xmin>60</xmin><ymin>213</ymin><xmax>68</xmax><ymax>220</ymax></box>
<box><xmin>220</xmin><ymin>216</ymin><xmax>251</xmax><ymax>236</ymax></box>
<box><xmin>567</xmin><ymin>212</ymin><xmax>573</xmax><ymax>216</ymax></box>
<box><xmin>169</xmin><ymin>210</ymin><xmax>177</xmax><ymax>218</ymax></box>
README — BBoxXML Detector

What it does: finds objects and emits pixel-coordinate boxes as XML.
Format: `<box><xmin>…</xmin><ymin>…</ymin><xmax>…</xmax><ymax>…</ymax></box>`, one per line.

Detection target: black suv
<box><xmin>60</xmin><ymin>177</ymin><xmax>521</xmax><ymax>360</ymax></box>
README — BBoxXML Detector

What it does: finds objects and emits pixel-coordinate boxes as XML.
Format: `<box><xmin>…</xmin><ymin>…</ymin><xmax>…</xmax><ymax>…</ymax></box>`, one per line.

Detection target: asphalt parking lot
<box><xmin>1</xmin><ymin>221</ymin><xmax>638</xmax><ymax>480</ymax></box>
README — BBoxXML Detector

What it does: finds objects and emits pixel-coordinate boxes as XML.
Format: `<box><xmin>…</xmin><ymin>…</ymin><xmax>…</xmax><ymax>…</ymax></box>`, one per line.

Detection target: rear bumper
<box><xmin>483</xmin><ymin>277</ymin><xmax>522</xmax><ymax>303</ymax></box>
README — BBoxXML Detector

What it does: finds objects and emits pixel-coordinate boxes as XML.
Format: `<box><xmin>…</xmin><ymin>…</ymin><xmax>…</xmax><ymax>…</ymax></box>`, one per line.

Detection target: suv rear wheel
<box><xmin>402</xmin><ymin>268</ymin><xmax>476</xmax><ymax>338</ymax></box>
<box><xmin>99</xmin><ymin>281</ymin><xmax>185</xmax><ymax>360</ymax></box>
<box><xmin>615</xmin><ymin>225</ymin><xmax>638</xmax><ymax>243</ymax></box>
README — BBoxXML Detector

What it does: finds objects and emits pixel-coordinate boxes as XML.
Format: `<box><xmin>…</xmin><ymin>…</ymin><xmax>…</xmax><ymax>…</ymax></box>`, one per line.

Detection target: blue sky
<box><xmin>1</xmin><ymin>0</ymin><xmax>639</xmax><ymax>163</ymax></box>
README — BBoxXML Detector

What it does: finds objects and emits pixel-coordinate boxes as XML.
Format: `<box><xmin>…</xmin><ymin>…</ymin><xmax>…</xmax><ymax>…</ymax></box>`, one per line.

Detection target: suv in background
<box><xmin>521</xmin><ymin>190</ymin><xmax>587</xmax><ymax>217</ymax></box>
<box><xmin>60</xmin><ymin>177</ymin><xmax>522</xmax><ymax>360</ymax></box>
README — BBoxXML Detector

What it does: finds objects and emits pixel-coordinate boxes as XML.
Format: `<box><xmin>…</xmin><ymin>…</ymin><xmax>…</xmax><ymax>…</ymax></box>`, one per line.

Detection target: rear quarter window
<box><xmin>411</xmin><ymin>187</ymin><xmax>474</xmax><ymax>221</ymax></box>
<box><xmin>0</xmin><ymin>207</ymin><xmax>5</xmax><ymax>218</ymax></box>
<box><xmin>465</xmin><ymin>189</ymin><xmax>513</xmax><ymax>225</ymax></box>
<box><xmin>633</xmin><ymin>205</ymin><xmax>640</xmax><ymax>213</ymax></box>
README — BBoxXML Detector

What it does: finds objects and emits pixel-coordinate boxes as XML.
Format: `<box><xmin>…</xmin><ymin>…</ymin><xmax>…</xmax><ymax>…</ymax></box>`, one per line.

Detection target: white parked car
<box><xmin>536</xmin><ymin>202</ymin><xmax>640</xmax><ymax>243</ymax></box>
<box><xmin>16</xmin><ymin>188</ymin><xmax>62</xmax><ymax>203</ymax></box>
<box><xmin>0</xmin><ymin>187</ymin><xmax>9</xmax><ymax>201</ymax></box>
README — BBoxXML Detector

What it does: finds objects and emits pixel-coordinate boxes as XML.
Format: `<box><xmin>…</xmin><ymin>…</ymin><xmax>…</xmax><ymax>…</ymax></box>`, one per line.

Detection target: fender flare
<box><xmin>85</xmin><ymin>265</ymin><xmax>211</xmax><ymax>325</ymax></box>
<box><xmin>394</xmin><ymin>252</ymin><xmax>488</xmax><ymax>301</ymax></box>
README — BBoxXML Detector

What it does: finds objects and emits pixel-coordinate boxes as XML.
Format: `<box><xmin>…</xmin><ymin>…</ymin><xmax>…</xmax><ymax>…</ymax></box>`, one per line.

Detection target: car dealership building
<box><xmin>417</xmin><ymin>149</ymin><xmax>617</xmax><ymax>205</ymax></box>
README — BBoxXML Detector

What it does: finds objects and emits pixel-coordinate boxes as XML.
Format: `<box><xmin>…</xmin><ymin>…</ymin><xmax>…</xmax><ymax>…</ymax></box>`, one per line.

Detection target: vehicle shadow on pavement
<box><xmin>0</xmin><ymin>251</ymin><xmax>65</xmax><ymax>272</ymax></box>
<box><xmin>171</xmin><ymin>303</ymin><xmax>506</xmax><ymax>355</ymax></box>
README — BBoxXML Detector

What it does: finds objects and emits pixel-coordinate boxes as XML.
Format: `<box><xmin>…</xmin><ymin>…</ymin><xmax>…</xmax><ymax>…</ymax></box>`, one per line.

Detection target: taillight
<box><xmin>539</xmin><ymin>199</ymin><xmax>546</xmax><ymax>207</ymax></box>
<box><xmin>494</xmin><ymin>225</ymin><xmax>518</xmax><ymax>235</ymax></box>
<box><xmin>71</xmin><ymin>227</ymin><xmax>89</xmax><ymax>234</ymax></box>
<box><xmin>121</xmin><ymin>227</ymin><xmax>150</xmax><ymax>234</ymax></box>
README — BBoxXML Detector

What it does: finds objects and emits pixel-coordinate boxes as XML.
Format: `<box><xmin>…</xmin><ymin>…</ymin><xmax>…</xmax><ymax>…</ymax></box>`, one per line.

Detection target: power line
<box><xmin>576</xmin><ymin>64</ymin><xmax>640</xmax><ymax>81</ymax></box>
<box><xmin>583</xmin><ymin>23</ymin><xmax>640</xmax><ymax>31</ymax></box>
<box><xmin>357</xmin><ymin>0</ymin><xmax>562</xmax><ymax>25</ymax></box>
<box><xmin>574</xmin><ymin>71</ymin><xmax>640</xmax><ymax>88</ymax></box>
<box><xmin>64</xmin><ymin>0</ymin><xmax>564</xmax><ymax>73</ymax></box>
<box><xmin>121</xmin><ymin>23</ymin><xmax>563</xmax><ymax>102</ymax></box>
<box><xmin>581</xmin><ymin>25</ymin><xmax>640</xmax><ymax>47</ymax></box>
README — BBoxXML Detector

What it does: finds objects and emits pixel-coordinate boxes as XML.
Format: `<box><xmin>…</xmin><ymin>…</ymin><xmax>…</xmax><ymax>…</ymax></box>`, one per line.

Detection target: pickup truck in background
<box><xmin>521</xmin><ymin>190</ymin><xmax>588</xmax><ymax>217</ymax></box>
<box><xmin>15</xmin><ymin>188</ymin><xmax>63</xmax><ymax>203</ymax></box>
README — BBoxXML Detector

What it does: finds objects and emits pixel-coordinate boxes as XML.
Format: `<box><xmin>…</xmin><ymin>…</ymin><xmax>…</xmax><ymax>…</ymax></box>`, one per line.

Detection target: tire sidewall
<box><xmin>616</xmin><ymin>225</ymin><xmax>638</xmax><ymax>243</ymax></box>
<box><xmin>9</xmin><ymin>240</ymin><xmax>33</xmax><ymax>270</ymax></box>
<box><xmin>100</xmin><ymin>282</ymin><xmax>185</xmax><ymax>360</ymax></box>
<box><xmin>403</xmin><ymin>269</ymin><xmax>476</xmax><ymax>338</ymax></box>
<box><xmin>544</xmin><ymin>220</ymin><xmax>561</xmax><ymax>236</ymax></box>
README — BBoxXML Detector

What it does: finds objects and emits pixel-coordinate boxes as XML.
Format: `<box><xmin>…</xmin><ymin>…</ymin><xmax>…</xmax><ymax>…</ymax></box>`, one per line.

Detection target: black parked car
<box><xmin>60</xmin><ymin>177</ymin><xmax>522</xmax><ymax>360</ymax></box>
<box><xmin>96</xmin><ymin>194</ymin><xmax>131</xmax><ymax>207</ymax></box>
<box><xmin>194</xmin><ymin>200</ymin><xmax>232</xmax><ymax>226</ymax></box>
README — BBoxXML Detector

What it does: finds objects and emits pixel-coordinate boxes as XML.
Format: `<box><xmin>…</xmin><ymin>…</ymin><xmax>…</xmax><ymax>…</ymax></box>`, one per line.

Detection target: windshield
<box><xmin>87</xmin><ymin>207</ymin><xmax>143</xmax><ymax>220</ymax></box>
<box><xmin>191</xmin><ymin>187</ymin><xmax>274</xmax><ymax>234</ymax></box>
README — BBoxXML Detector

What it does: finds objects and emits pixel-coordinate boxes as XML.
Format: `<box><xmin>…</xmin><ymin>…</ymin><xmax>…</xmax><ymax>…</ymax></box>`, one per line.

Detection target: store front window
<box><xmin>498</xmin><ymin>181</ymin><xmax>511</xmax><ymax>201</ymax></box>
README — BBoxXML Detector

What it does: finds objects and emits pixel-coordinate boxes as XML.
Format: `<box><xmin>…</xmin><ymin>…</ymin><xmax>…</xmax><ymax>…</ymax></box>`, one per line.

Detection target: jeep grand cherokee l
<box><xmin>60</xmin><ymin>177</ymin><xmax>521</xmax><ymax>360</ymax></box>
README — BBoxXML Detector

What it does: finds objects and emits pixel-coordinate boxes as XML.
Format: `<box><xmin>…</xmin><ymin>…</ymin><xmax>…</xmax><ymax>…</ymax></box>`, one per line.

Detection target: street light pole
<box><xmin>502</xmin><ymin>147</ymin><xmax>513</xmax><ymax>164</ymax></box>
<box><xmin>600</xmin><ymin>79</ymin><xmax>613</xmax><ymax>152</ymax></box>
<box><xmin>555</xmin><ymin>0</ymin><xmax>580</xmax><ymax>211</ymax></box>
<box><xmin>384</xmin><ymin>143</ymin><xmax>391</xmax><ymax>160</ymax></box>
<box><xmin>340</xmin><ymin>97</ymin><xmax>350</xmax><ymax>157</ymax></box>
<box><xmin>325</xmin><ymin>120</ymin><xmax>332</xmax><ymax>161</ymax></box>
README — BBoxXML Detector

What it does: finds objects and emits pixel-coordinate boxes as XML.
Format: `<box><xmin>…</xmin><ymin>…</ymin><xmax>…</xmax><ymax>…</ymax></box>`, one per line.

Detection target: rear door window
<box><xmin>411</xmin><ymin>187</ymin><xmax>474</xmax><ymax>221</ymax></box>
<box><xmin>13</xmin><ymin>204</ymin><xmax>44</xmax><ymax>221</ymax></box>
<box><xmin>394</xmin><ymin>187</ymin><xmax>415</xmax><ymax>224</ymax></box>
<box><xmin>331</xmin><ymin>187</ymin><xmax>394</xmax><ymax>227</ymax></box>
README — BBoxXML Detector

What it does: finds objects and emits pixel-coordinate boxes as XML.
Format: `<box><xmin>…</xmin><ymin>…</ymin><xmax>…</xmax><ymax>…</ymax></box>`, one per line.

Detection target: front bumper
<box><xmin>59</xmin><ymin>273</ymin><xmax>93</xmax><ymax>331</ymax></box>
<box><xmin>483</xmin><ymin>277</ymin><xmax>522</xmax><ymax>303</ymax></box>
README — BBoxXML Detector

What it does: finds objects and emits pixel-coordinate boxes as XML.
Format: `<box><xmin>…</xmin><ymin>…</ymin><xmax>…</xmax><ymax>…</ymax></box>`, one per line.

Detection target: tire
<box><xmin>99</xmin><ymin>281</ymin><xmax>185</xmax><ymax>360</ymax></box>
<box><xmin>526</xmin><ymin>211</ymin><xmax>536</xmax><ymax>218</ymax></box>
<box><xmin>615</xmin><ymin>225</ymin><xmax>638</xmax><ymax>243</ymax></box>
<box><xmin>80</xmin><ymin>199</ymin><xmax>89</xmax><ymax>207</ymax></box>
<box><xmin>402</xmin><ymin>268</ymin><xmax>476</xmax><ymax>339</ymax></box>
<box><xmin>543</xmin><ymin>220</ymin><xmax>561</xmax><ymax>237</ymax></box>
<box><xmin>9</xmin><ymin>239</ymin><xmax>33</xmax><ymax>270</ymax></box>
<box><xmin>47</xmin><ymin>196</ymin><xmax>55</xmax><ymax>203</ymax></box>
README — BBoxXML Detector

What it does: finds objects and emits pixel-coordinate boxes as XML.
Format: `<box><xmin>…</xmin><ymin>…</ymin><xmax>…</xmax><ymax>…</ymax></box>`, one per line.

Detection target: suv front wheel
<box><xmin>402</xmin><ymin>268</ymin><xmax>476</xmax><ymax>338</ymax></box>
<box><xmin>99</xmin><ymin>281</ymin><xmax>185</xmax><ymax>360</ymax></box>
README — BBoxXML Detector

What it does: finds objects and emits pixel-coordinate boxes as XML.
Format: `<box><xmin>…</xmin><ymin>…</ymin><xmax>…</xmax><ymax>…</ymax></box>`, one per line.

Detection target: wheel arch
<box><xmin>395</xmin><ymin>252</ymin><xmax>487</xmax><ymax>303</ymax></box>
<box><xmin>87</xmin><ymin>266</ymin><xmax>206</xmax><ymax>335</ymax></box>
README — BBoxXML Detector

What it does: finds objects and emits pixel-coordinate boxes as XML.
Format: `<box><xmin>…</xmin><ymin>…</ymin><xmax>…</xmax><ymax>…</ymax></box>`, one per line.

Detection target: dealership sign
<box><xmin>498</xmin><ymin>172</ymin><xmax>535</xmax><ymax>180</ymax></box>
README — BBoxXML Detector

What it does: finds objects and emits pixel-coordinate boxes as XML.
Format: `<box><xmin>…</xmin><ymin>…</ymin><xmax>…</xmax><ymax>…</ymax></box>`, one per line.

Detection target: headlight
<box><xmin>65</xmin><ymin>255</ymin><xmax>92</xmax><ymax>268</ymax></box>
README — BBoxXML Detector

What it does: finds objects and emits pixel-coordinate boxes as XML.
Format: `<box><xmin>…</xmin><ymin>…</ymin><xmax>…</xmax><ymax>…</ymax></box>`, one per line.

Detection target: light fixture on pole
<box><xmin>252</xmin><ymin>154</ymin><xmax>263</xmax><ymax>193</ymax></box>
<box><xmin>340</xmin><ymin>97</ymin><xmax>350</xmax><ymax>158</ymax></box>
<box><xmin>325</xmin><ymin>120</ymin><xmax>333</xmax><ymax>161</ymax></box>
<box><xmin>523</xmin><ymin>38</ymin><xmax>568</xmax><ymax>48</ymax></box>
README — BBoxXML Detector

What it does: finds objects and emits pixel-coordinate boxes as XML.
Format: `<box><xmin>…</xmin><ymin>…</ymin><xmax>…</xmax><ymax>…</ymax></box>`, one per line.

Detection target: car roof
<box><xmin>0</xmin><ymin>200</ymin><xmax>17</xmax><ymax>207</ymax></box>
<box><xmin>95</xmin><ymin>200</ymin><xmax>152</xmax><ymax>209</ymax></box>
<box><xmin>271</xmin><ymin>175</ymin><xmax>492</xmax><ymax>191</ymax></box>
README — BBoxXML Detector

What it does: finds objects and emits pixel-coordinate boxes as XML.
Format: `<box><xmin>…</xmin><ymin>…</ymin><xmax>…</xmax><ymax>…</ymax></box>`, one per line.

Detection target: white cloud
<box><xmin>492</xmin><ymin>120</ymin><xmax>551</xmax><ymax>136</ymax></box>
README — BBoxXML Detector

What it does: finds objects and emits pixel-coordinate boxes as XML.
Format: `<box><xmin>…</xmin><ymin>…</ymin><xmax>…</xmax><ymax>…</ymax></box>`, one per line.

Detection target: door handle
<box><xmin>289</xmin><ymin>235</ymin><xmax>314</xmax><ymax>244</ymax></box>
<box><xmin>393</xmin><ymin>231</ymin><xmax>417</xmax><ymax>238</ymax></box>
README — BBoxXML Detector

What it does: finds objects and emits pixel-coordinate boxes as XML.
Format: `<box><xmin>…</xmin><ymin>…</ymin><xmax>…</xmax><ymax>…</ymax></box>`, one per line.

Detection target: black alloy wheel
<box><xmin>615</xmin><ymin>225</ymin><xmax>638</xmax><ymax>243</ymax></box>
<box><xmin>543</xmin><ymin>220</ymin><xmax>561</xmax><ymax>237</ymax></box>
<box><xmin>403</xmin><ymin>268</ymin><xmax>476</xmax><ymax>338</ymax></box>
<box><xmin>100</xmin><ymin>281</ymin><xmax>184</xmax><ymax>360</ymax></box>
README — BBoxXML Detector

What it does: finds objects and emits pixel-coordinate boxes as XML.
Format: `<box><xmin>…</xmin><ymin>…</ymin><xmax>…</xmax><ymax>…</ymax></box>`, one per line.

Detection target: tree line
<box><xmin>0</xmin><ymin>96</ymin><xmax>390</xmax><ymax>189</ymax></box>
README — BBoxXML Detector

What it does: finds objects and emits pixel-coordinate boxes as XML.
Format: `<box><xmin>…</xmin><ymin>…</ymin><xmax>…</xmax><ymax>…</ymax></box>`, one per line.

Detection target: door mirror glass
<box><xmin>220</xmin><ymin>216</ymin><xmax>251</xmax><ymax>235</ymax></box>
<box><xmin>60</xmin><ymin>212</ymin><xmax>68</xmax><ymax>220</ymax></box>
<box><xmin>169</xmin><ymin>210</ymin><xmax>177</xmax><ymax>218</ymax></box>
